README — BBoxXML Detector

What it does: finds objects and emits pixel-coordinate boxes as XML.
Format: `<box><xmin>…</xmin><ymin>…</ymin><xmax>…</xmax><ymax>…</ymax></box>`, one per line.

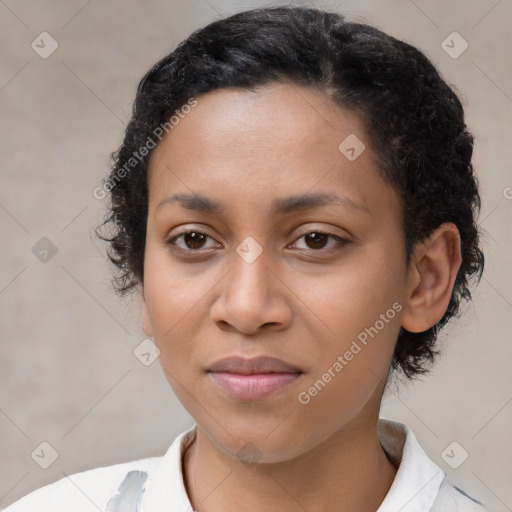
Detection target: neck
<box><xmin>183</xmin><ymin>417</ymin><xmax>398</xmax><ymax>512</ymax></box>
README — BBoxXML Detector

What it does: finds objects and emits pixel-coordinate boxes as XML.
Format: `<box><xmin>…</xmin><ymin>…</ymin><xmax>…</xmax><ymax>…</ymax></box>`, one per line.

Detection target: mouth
<box><xmin>207</xmin><ymin>356</ymin><xmax>303</xmax><ymax>401</ymax></box>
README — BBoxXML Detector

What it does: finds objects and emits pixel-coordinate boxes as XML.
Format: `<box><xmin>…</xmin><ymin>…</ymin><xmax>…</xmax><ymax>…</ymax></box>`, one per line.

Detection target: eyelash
<box><xmin>166</xmin><ymin>228</ymin><xmax>350</xmax><ymax>257</ymax></box>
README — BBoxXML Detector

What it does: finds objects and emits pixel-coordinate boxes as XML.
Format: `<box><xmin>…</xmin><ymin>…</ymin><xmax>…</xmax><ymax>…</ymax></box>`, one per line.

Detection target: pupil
<box><xmin>306</xmin><ymin>232</ymin><xmax>327</xmax><ymax>249</ymax></box>
<box><xmin>185</xmin><ymin>232</ymin><xmax>205</xmax><ymax>249</ymax></box>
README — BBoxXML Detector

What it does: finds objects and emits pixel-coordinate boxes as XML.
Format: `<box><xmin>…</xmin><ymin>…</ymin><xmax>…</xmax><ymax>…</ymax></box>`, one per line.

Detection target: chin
<box><xmin>200</xmin><ymin>417</ymin><xmax>318</xmax><ymax>465</ymax></box>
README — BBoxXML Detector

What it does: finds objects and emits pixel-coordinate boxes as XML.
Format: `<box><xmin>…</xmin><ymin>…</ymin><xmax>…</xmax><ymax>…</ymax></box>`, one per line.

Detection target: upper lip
<box><xmin>207</xmin><ymin>356</ymin><xmax>302</xmax><ymax>375</ymax></box>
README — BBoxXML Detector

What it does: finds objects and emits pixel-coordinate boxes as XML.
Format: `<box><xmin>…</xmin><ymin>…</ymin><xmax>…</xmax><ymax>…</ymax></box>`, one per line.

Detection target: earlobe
<box><xmin>401</xmin><ymin>223</ymin><xmax>462</xmax><ymax>333</ymax></box>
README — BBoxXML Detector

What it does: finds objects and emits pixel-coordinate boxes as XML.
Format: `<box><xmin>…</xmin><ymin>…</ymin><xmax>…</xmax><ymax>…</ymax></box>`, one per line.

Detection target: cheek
<box><xmin>295</xmin><ymin>242</ymin><xmax>406</xmax><ymax>401</ymax></box>
<box><xmin>303</xmin><ymin>246</ymin><xmax>405</xmax><ymax>342</ymax></box>
<box><xmin>143</xmin><ymin>243</ymin><xmax>213</xmax><ymax>331</ymax></box>
<box><xmin>142</xmin><ymin>246</ymin><xmax>202</xmax><ymax>367</ymax></box>
<box><xmin>292</xmin><ymin>266</ymin><xmax>402</xmax><ymax>447</ymax></box>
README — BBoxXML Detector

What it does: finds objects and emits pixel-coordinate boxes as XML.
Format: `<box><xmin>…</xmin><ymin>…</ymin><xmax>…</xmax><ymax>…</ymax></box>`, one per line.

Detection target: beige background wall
<box><xmin>0</xmin><ymin>0</ymin><xmax>510</xmax><ymax>509</ymax></box>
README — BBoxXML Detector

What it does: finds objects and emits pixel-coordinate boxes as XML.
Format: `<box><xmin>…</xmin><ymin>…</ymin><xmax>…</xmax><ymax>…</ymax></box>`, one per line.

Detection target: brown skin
<box><xmin>141</xmin><ymin>82</ymin><xmax>462</xmax><ymax>512</ymax></box>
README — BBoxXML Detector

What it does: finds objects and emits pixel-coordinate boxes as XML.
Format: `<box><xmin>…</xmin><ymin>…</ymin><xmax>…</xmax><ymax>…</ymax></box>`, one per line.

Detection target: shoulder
<box><xmin>376</xmin><ymin>418</ymin><xmax>498</xmax><ymax>512</ymax></box>
<box><xmin>1</xmin><ymin>456</ymin><xmax>161</xmax><ymax>512</ymax></box>
<box><xmin>431</xmin><ymin>476</ymin><xmax>493</xmax><ymax>511</ymax></box>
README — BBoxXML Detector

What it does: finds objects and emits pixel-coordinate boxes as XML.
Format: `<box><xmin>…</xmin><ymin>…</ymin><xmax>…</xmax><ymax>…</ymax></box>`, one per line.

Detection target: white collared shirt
<box><xmin>2</xmin><ymin>418</ymin><xmax>488</xmax><ymax>511</ymax></box>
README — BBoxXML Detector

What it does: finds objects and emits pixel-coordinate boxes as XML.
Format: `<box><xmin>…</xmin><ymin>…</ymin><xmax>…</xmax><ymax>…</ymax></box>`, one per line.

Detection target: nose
<box><xmin>209</xmin><ymin>245</ymin><xmax>293</xmax><ymax>335</ymax></box>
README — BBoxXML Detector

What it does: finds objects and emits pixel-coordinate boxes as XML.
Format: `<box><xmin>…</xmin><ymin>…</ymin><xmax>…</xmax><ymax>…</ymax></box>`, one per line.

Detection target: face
<box><xmin>142</xmin><ymin>82</ymin><xmax>410</xmax><ymax>463</ymax></box>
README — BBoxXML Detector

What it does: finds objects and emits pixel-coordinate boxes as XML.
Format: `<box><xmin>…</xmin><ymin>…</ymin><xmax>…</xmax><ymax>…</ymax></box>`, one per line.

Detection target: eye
<box><xmin>167</xmin><ymin>229</ymin><xmax>220</xmax><ymax>251</ymax></box>
<box><xmin>290</xmin><ymin>230</ymin><xmax>350</xmax><ymax>254</ymax></box>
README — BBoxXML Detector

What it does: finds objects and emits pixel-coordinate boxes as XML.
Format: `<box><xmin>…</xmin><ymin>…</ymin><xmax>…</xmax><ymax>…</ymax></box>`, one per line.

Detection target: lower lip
<box><xmin>208</xmin><ymin>372</ymin><xmax>301</xmax><ymax>401</ymax></box>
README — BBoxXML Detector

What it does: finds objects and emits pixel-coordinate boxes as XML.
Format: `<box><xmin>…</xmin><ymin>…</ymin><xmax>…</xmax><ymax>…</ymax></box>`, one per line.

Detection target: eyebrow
<box><xmin>154</xmin><ymin>191</ymin><xmax>371</xmax><ymax>216</ymax></box>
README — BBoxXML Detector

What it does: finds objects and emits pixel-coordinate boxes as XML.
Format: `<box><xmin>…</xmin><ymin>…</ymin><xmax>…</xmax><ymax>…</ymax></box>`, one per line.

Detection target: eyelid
<box><xmin>292</xmin><ymin>223</ymin><xmax>351</xmax><ymax>240</ymax></box>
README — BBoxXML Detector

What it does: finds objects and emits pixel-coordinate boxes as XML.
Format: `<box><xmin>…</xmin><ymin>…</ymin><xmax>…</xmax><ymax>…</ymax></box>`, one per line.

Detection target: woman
<box><xmin>3</xmin><ymin>5</ymin><xmax>489</xmax><ymax>511</ymax></box>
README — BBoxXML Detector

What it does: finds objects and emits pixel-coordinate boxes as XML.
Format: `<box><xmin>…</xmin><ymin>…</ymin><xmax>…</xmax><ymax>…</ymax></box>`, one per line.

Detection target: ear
<box><xmin>401</xmin><ymin>222</ymin><xmax>462</xmax><ymax>333</ymax></box>
<box><xmin>139</xmin><ymin>284</ymin><xmax>154</xmax><ymax>338</ymax></box>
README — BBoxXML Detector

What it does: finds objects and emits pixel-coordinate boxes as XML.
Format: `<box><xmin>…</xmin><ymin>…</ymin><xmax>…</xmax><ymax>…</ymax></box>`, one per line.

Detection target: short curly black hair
<box><xmin>95</xmin><ymin>5</ymin><xmax>484</xmax><ymax>380</ymax></box>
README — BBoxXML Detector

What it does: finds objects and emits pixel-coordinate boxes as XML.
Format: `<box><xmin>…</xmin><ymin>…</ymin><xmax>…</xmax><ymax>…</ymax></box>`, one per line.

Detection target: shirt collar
<box><xmin>140</xmin><ymin>424</ymin><xmax>197</xmax><ymax>512</ymax></box>
<box><xmin>376</xmin><ymin>417</ymin><xmax>445</xmax><ymax>511</ymax></box>
<box><xmin>141</xmin><ymin>418</ymin><xmax>445</xmax><ymax>512</ymax></box>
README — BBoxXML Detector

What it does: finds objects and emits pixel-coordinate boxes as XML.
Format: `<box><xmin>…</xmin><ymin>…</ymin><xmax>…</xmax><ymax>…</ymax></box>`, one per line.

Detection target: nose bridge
<box><xmin>229</xmin><ymin>236</ymin><xmax>273</xmax><ymax>299</ymax></box>
<box><xmin>210</xmin><ymin>236</ymin><xmax>292</xmax><ymax>333</ymax></box>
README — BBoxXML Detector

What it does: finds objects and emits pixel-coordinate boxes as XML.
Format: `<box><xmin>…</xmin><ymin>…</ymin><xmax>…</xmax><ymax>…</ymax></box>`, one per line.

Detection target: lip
<box><xmin>208</xmin><ymin>356</ymin><xmax>302</xmax><ymax>374</ymax></box>
<box><xmin>207</xmin><ymin>356</ymin><xmax>303</xmax><ymax>401</ymax></box>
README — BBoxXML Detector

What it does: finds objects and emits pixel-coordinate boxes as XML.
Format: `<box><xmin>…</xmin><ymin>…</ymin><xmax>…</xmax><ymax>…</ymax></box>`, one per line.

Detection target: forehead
<box><xmin>151</xmin><ymin>82</ymin><xmax>372</xmax><ymax>163</ymax></box>
<box><xmin>147</xmin><ymin>82</ymin><xmax>398</xmax><ymax>222</ymax></box>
